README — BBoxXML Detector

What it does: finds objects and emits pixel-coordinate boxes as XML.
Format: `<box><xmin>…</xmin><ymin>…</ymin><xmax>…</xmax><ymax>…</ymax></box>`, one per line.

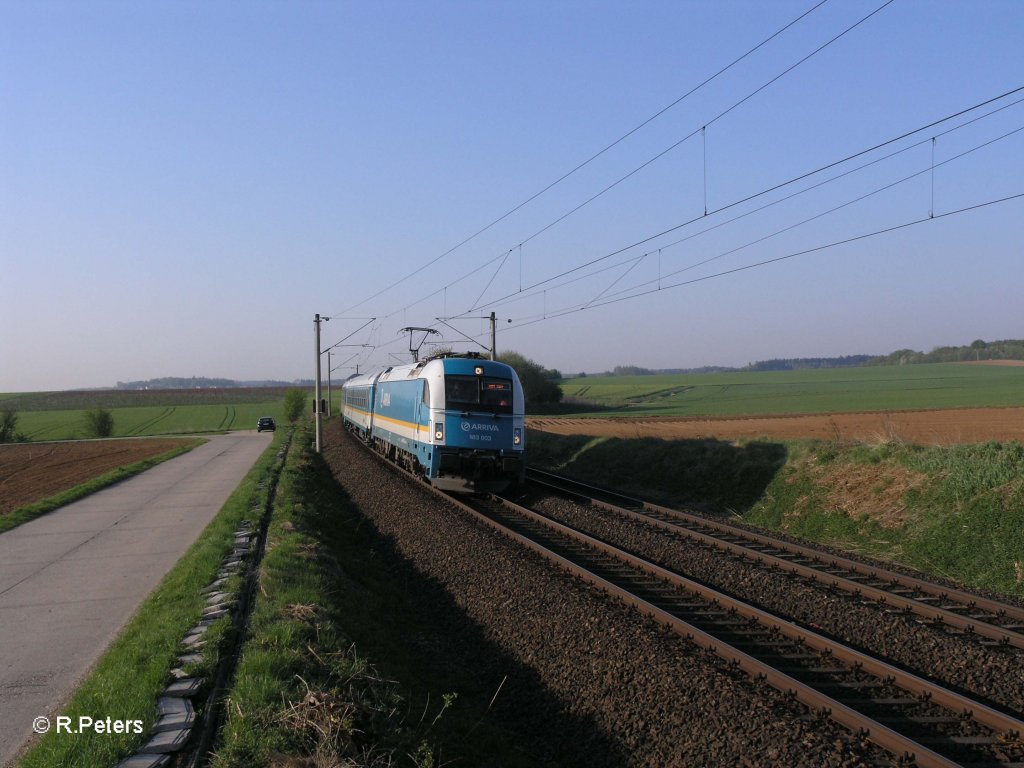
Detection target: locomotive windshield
<box><xmin>481</xmin><ymin>378</ymin><xmax>512</xmax><ymax>411</ymax></box>
<box><xmin>445</xmin><ymin>375</ymin><xmax>513</xmax><ymax>414</ymax></box>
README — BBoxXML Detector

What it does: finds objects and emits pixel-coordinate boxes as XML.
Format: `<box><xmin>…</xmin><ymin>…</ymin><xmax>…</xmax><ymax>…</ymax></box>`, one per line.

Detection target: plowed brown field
<box><xmin>0</xmin><ymin>438</ymin><xmax>192</xmax><ymax>515</ymax></box>
<box><xmin>528</xmin><ymin>407</ymin><xmax>1024</xmax><ymax>445</ymax></box>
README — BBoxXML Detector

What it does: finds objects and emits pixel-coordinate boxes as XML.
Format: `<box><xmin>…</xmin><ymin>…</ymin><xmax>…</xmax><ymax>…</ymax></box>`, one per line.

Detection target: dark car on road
<box><xmin>256</xmin><ymin>417</ymin><xmax>276</xmax><ymax>432</ymax></box>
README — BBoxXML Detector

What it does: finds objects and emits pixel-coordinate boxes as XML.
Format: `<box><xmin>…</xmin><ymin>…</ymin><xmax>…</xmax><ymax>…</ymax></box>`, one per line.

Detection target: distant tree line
<box><xmin>612</xmin><ymin>365</ymin><xmax>657</xmax><ymax>376</ymax></box>
<box><xmin>598</xmin><ymin>357</ymin><xmax>871</xmax><ymax>376</ymax></box>
<box><xmin>744</xmin><ymin>355</ymin><xmax>874</xmax><ymax>371</ymax></box>
<box><xmin>868</xmin><ymin>339</ymin><xmax>1024</xmax><ymax>366</ymax></box>
<box><xmin>117</xmin><ymin>377</ymin><xmax>300</xmax><ymax>390</ymax></box>
<box><xmin>587</xmin><ymin>340</ymin><xmax>1024</xmax><ymax>377</ymax></box>
<box><xmin>598</xmin><ymin>365</ymin><xmax>739</xmax><ymax>377</ymax></box>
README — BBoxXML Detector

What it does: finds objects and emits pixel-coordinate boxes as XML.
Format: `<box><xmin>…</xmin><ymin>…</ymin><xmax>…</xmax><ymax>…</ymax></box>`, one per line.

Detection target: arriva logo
<box><xmin>461</xmin><ymin>422</ymin><xmax>499</xmax><ymax>432</ymax></box>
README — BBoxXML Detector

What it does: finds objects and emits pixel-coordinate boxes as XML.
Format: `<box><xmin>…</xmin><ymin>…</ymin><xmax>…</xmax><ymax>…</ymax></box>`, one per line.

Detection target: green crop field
<box><xmin>0</xmin><ymin>388</ymin><xmax>323</xmax><ymax>441</ymax></box>
<box><xmin>559</xmin><ymin>363</ymin><xmax>1024</xmax><ymax>418</ymax></box>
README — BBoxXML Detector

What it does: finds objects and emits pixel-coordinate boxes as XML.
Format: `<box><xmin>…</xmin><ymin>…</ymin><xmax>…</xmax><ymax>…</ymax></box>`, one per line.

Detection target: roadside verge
<box><xmin>212</xmin><ymin>423</ymin><xmax>507</xmax><ymax>766</ymax></box>
<box><xmin>15</xmin><ymin>429</ymin><xmax>288</xmax><ymax>768</ymax></box>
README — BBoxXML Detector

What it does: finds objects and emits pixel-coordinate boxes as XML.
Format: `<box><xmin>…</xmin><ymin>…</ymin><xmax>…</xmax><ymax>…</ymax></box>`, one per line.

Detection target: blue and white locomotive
<box><xmin>341</xmin><ymin>354</ymin><xmax>526</xmax><ymax>492</ymax></box>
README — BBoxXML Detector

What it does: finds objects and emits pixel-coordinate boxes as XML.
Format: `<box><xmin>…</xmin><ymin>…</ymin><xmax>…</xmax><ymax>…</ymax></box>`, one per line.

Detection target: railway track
<box><xmin>526</xmin><ymin>467</ymin><xmax>1024</xmax><ymax>651</ymax></box>
<box><xmin>348</xmin><ymin>431</ymin><xmax>1024</xmax><ymax>766</ymax></box>
<box><xmin>441</xmin><ymin>487</ymin><xmax>1024</xmax><ymax>768</ymax></box>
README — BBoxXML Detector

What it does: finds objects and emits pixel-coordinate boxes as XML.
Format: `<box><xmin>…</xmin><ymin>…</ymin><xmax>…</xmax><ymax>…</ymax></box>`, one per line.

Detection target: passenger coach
<box><xmin>342</xmin><ymin>354</ymin><xmax>526</xmax><ymax>492</ymax></box>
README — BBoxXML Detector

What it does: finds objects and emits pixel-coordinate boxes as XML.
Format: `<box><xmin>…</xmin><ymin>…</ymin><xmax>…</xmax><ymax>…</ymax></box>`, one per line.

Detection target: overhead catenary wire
<box><xmin>456</xmin><ymin>0</ymin><xmax>896</xmax><ymax>303</ymax></box>
<box><xmin>582</xmin><ymin>254</ymin><xmax>648</xmax><ymax>309</ymax></box>
<box><xmin>336</xmin><ymin>44</ymin><xmax>1022</xmax><ymax>373</ymax></box>
<box><xmin>349</xmin><ymin>88</ymin><xmax>1023</xmax><ymax>373</ymax></box>
<box><xmin>501</xmin><ymin>192</ymin><xmax>1024</xmax><ymax>330</ymax></box>
<box><xmin>449</xmin><ymin>120</ymin><xmax>1024</xmax><ymax>335</ymax></box>
<box><xmin>321</xmin><ymin>317</ymin><xmax>377</xmax><ymax>353</ymax></box>
<box><xmin>481</xmin><ymin>108</ymin><xmax>1024</xmax><ymax>315</ymax></box>
<box><xmin>330</xmin><ymin>0</ymin><xmax>834</xmax><ymax>317</ymax></box>
<box><xmin>592</xmin><ymin>123</ymin><xmax>1024</xmax><ymax>303</ymax></box>
<box><xmin>360</xmin><ymin>0</ymin><xmax>917</xmax><ymax>329</ymax></box>
<box><xmin>470</xmin><ymin>248</ymin><xmax>515</xmax><ymax>311</ymax></box>
<box><xmin>361</xmin><ymin>185</ymin><xmax>1023</xmax><ymax>370</ymax></box>
<box><xmin>352</xmin><ymin>91</ymin><xmax>1024</xmax><ymax>371</ymax></box>
<box><xmin>454</xmin><ymin>84</ymin><xmax>1024</xmax><ymax>319</ymax></box>
<box><xmin>562</xmin><ymin>126</ymin><xmax>1024</xmax><ymax>316</ymax></box>
<box><xmin>353</xmin><ymin>187</ymin><xmax>1021</xmax><ymax>372</ymax></box>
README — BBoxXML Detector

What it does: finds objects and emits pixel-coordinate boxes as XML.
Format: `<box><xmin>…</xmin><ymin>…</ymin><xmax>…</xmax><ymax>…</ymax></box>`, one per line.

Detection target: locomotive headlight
<box><xmin>513</xmin><ymin>428</ymin><xmax>522</xmax><ymax>446</ymax></box>
<box><xmin>434</xmin><ymin>423</ymin><xmax>444</xmax><ymax>442</ymax></box>
<box><xmin>474</xmin><ymin>366</ymin><xmax>484</xmax><ymax>376</ymax></box>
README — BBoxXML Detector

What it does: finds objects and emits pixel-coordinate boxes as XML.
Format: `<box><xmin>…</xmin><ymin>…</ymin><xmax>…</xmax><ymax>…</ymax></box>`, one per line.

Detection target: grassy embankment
<box><xmin>214</xmin><ymin>422</ymin><xmax>530</xmax><ymax>767</ymax></box>
<box><xmin>0</xmin><ymin>439</ymin><xmax>204</xmax><ymax>535</ymax></box>
<box><xmin>558</xmin><ymin>363</ymin><xmax>1024</xmax><ymax>417</ymax></box>
<box><xmin>528</xmin><ymin>431</ymin><xmax>1024</xmax><ymax>598</ymax></box>
<box><xmin>17</xmin><ymin>429</ymin><xmax>288</xmax><ymax>768</ymax></box>
<box><xmin>746</xmin><ymin>439</ymin><xmax>1024</xmax><ymax>595</ymax></box>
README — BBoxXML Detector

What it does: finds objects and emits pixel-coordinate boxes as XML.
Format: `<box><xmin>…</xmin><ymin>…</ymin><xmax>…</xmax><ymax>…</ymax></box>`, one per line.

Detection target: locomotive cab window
<box><xmin>444</xmin><ymin>375</ymin><xmax>512</xmax><ymax>414</ymax></box>
<box><xmin>445</xmin><ymin>376</ymin><xmax>479</xmax><ymax>406</ymax></box>
<box><xmin>481</xmin><ymin>378</ymin><xmax>512</xmax><ymax>414</ymax></box>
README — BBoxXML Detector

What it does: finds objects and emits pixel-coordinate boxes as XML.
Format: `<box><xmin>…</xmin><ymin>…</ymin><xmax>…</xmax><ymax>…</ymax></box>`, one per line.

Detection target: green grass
<box><xmin>214</xmin><ymin>423</ymin><xmax>531</xmax><ymax>767</ymax></box>
<box><xmin>0</xmin><ymin>388</ymin><xmax>296</xmax><ymax>411</ymax></box>
<box><xmin>14</xmin><ymin>403</ymin><xmax>289</xmax><ymax>441</ymax></box>
<box><xmin>741</xmin><ymin>442</ymin><xmax>908</xmax><ymax>560</ymax></box>
<box><xmin>213</xmin><ymin>423</ymin><xmax>413</xmax><ymax>766</ymax></box>
<box><xmin>0</xmin><ymin>439</ymin><xmax>204</xmax><ymax>535</ymax></box>
<box><xmin>16</xmin><ymin>428</ymin><xmax>289</xmax><ymax>768</ymax></box>
<box><xmin>746</xmin><ymin>440</ymin><xmax>1024</xmax><ymax>596</ymax></box>
<box><xmin>1</xmin><ymin>386</ymin><xmax>314</xmax><ymax>442</ymax></box>
<box><xmin>559</xmin><ymin>363</ymin><xmax>1024</xmax><ymax>417</ymax></box>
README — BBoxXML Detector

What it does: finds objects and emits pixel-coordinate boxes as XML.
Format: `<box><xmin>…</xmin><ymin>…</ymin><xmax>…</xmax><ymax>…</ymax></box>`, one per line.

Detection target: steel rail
<box><xmin>488</xmin><ymin>493</ymin><xmax>1024</xmax><ymax>738</ymax></box>
<box><xmin>345</xmin><ymin>432</ymin><xmax>1023</xmax><ymax>766</ymax></box>
<box><xmin>527</xmin><ymin>467</ymin><xmax>1024</xmax><ymax>648</ymax></box>
<box><xmin>445</xmin><ymin>491</ymin><xmax>980</xmax><ymax>768</ymax></box>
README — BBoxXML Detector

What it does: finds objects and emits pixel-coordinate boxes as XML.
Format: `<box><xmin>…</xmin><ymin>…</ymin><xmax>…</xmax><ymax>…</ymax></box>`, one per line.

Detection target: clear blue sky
<box><xmin>2</xmin><ymin>0</ymin><xmax>1022</xmax><ymax>391</ymax></box>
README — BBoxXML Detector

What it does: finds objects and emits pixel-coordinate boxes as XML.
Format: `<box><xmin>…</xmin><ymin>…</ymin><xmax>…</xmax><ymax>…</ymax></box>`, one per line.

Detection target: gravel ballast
<box><xmin>323</xmin><ymin>423</ymin><xmax>891</xmax><ymax>767</ymax></box>
<box><xmin>527</xmin><ymin>491</ymin><xmax>1024</xmax><ymax>718</ymax></box>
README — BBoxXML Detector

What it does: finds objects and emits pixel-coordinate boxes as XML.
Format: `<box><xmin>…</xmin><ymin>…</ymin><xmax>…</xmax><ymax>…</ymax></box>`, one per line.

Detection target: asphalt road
<box><xmin>0</xmin><ymin>431</ymin><xmax>271</xmax><ymax>765</ymax></box>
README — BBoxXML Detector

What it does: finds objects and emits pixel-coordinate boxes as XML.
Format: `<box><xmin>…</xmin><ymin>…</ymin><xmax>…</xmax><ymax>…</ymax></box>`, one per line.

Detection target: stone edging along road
<box><xmin>0</xmin><ymin>431</ymin><xmax>272</xmax><ymax>766</ymax></box>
